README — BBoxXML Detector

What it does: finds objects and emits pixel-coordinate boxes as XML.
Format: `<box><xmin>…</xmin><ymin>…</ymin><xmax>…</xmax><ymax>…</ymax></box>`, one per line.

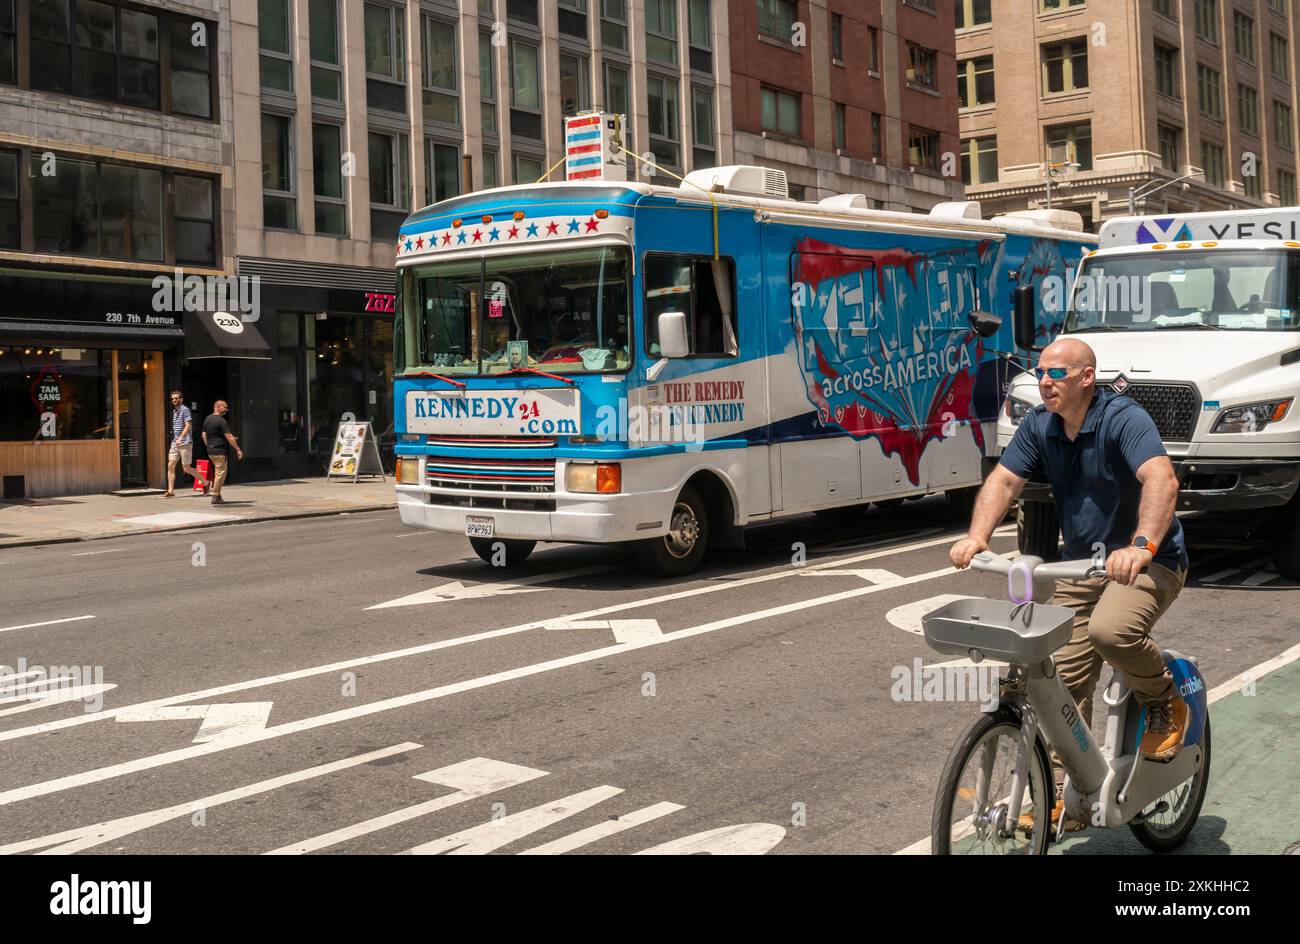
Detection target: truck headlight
<box><xmin>1211</xmin><ymin>398</ymin><xmax>1292</xmax><ymax>433</ymax></box>
<box><xmin>396</xmin><ymin>457</ymin><xmax>421</xmax><ymax>484</ymax></box>
<box><xmin>1005</xmin><ymin>396</ymin><xmax>1034</xmax><ymax>426</ymax></box>
<box><xmin>565</xmin><ymin>462</ymin><xmax>621</xmax><ymax>493</ymax></box>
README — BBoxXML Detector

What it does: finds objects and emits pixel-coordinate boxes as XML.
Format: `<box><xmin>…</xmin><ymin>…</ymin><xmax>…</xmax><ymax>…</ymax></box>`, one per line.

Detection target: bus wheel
<box><xmin>634</xmin><ymin>485</ymin><xmax>709</xmax><ymax>577</ymax></box>
<box><xmin>1017</xmin><ymin>501</ymin><xmax>1060</xmax><ymax>561</ymax></box>
<box><xmin>946</xmin><ymin>486</ymin><xmax>979</xmax><ymax>522</ymax></box>
<box><xmin>469</xmin><ymin>537</ymin><xmax>536</xmax><ymax>567</ymax></box>
<box><xmin>874</xmin><ymin>498</ymin><xmax>906</xmax><ymax>510</ymax></box>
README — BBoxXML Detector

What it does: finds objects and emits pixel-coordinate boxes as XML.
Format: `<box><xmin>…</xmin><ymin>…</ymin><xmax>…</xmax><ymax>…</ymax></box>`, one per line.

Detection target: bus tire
<box><xmin>1017</xmin><ymin>501</ymin><xmax>1060</xmax><ymax>561</ymax></box>
<box><xmin>634</xmin><ymin>484</ymin><xmax>709</xmax><ymax>577</ymax></box>
<box><xmin>874</xmin><ymin>497</ymin><xmax>906</xmax><ymax>510</ymax></box>
<box><xmin>469</xmin><ymin>537</ymin><xmax>536</xmax><ymax>567</ymax></box>
<box><xmin>946</xmin><ymin>486</ymin><xmax>979</xmax><ymax>523</ymax></box>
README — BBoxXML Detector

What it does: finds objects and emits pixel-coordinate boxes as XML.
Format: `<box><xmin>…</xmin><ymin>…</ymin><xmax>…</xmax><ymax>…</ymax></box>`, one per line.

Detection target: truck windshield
<box><xmin>398</xmin><ymin>246</ymin><xmax>631</xmax><ymax>375</ymax></box>
<box><xmin>1067</xmin><ymin>250</ymin><xmax>1300</xmax><ymax>332</ymax></box>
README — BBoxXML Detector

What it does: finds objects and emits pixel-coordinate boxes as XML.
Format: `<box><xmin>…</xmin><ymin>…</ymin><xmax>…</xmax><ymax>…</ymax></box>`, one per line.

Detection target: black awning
<box><xmin>184</xmin><ymin>311</ymin><xmax>272</xmax><ymax>360</ymax></box>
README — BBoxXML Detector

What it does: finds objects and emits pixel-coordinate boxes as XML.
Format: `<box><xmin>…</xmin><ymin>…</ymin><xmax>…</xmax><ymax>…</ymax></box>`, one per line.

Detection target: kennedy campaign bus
<box><xmin>391</xmin><ymin>138</ymin><xmax>1093</xmax><ymax>574</ymax></box>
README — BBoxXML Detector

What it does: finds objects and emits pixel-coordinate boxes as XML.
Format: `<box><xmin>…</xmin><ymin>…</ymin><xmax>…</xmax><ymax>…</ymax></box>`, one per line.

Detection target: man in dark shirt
<box><xmin>950</xmin><ymin>338</ymin><xmax>1188</xmax><ymax>825</ymax></box>
<box><xmin>202</xmin><ymin>400</ymin><xmax>243</xmax><ymax>505</ymax></box>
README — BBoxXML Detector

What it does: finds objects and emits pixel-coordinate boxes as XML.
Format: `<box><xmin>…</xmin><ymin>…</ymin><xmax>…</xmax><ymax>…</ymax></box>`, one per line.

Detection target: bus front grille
<box><xmin>425</xmin><ymin>455</ymin><xmax>556</xmax><ymax>492</ymax></box>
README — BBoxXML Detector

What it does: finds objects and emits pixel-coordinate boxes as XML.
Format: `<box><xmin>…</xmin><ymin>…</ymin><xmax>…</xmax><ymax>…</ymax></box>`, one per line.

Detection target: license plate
<box><xmin>465</xmin><ymin>515</ymin><xmax>495</xmax><ymax>538</ymax></box>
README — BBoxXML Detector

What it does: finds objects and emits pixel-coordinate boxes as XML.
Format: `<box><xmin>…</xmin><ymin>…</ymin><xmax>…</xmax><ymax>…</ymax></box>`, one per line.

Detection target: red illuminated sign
<box><xmin>364</xmin><ymin>292</ymin><xmax>397</xmax><ymax>313</ymax></box>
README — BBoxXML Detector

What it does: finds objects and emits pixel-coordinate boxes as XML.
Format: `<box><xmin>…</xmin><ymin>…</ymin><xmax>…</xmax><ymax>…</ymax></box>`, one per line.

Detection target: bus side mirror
<box><xmin>1013</xmin><ymin>284</ymin><xmax>1043</xmax><ymax>352</ymax></box>
<box><xmin>658</xmin><ymin>310</ymin><xmax>690</xmax><ymax>359</ymax></box>
<box><xmin>968</xmin><ymin>310</ymin><xmax>1001</xmax><ymax>338</ymax></box>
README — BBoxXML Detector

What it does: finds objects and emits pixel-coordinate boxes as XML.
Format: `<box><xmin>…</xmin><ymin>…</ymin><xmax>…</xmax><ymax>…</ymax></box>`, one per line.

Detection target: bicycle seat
<box><xmin>922</xmin><ymin>597</ymin><xmax>1076</xmax><ymax>664</ymax></box>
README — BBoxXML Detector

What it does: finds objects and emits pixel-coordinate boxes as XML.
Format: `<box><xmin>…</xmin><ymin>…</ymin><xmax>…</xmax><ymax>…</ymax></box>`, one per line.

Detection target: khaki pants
<box><xmin>1051</xmin><ymin>562</ymin><xmax>1187</xmax><ymax>726</ymax></box>
<box><xmin>210</xmin><ymin>455</ymin><xmax>229</xmax><ymax>496</ymax></box>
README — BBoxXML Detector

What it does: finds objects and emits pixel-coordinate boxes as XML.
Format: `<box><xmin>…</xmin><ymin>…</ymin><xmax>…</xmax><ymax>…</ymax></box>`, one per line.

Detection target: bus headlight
<box><xmin>566</xmin><ymin>462</ymin><xmax>622</xmax><ymax>493</ymax></box>
<box><xmin>1005</xmin><ymin>396</ymin><xmax>1034</xmax><ymax>426</ymax></box>
<box><xmin>1211</xmin><ymin>399</ymin><xmax>1292</xmax><ymax>433</ymax></box>
<box><xmin>396</xmin><ymin>457</ymin><xmax>421</xmax><ymax>484</ymax></box>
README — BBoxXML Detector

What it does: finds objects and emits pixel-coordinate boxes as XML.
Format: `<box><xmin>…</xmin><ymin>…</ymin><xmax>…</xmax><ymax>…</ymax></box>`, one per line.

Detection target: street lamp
<box><xmin>1043</xmin><ymin>160</ymin><xmax>1081</xmax><ymax>209</ymax></box>
<box><xmin>1128</xmin><ymin>170</ymin><xmax>1203</xmax><ymax>215</ymax></box>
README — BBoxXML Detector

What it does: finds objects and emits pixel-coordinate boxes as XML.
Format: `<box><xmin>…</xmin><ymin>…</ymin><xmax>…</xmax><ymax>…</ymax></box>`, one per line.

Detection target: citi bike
<box><xmin>922</xmin><ymin>551</ymin><xmax>1211</xmax><ymax>855</ymax></box>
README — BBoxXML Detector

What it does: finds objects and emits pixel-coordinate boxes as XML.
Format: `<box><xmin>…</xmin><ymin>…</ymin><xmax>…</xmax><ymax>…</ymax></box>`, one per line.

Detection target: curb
<box><xmin>0</xmin><ymin>504</ymin><xmax>397</xmax><ymax>549</ymax></box>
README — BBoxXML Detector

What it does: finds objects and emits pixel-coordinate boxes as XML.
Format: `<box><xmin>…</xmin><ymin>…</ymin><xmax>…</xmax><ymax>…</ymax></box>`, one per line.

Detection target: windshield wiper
<box><xmin>1068</xmin><ymin>324</ymin><xmax>1125</xmax><ymax>332</ymax></box>
<box><xmin>1152</xmin><ymin>322</ymin><xmax>1223</xmax><ymax>330</ymax></box>
<box><xmin>405</xmin><ymin>370</ymin><xmax>467</xmax><ymax>388</ymax></box>
<box><xmin>496</xmin><ymin>366</ymin><xmax>578</xmax><ymax>386</ymax></box>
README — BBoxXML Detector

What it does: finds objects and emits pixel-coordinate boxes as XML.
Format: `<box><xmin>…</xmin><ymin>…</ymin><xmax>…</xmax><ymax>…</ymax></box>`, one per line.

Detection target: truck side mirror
<box><xmin>658</xmin><ymin>310</ymin><xmax>690</xmax><ymax>359</ymax></box>
<box><xmin>1013</xmin><ymin>284</ymin><xmax>1043</xmax><ymax>352</ymax></box>
<box><xmin>967</xmin><ymin>310</ymin><xmax>1001</xmax><ymax>338</ymax></box>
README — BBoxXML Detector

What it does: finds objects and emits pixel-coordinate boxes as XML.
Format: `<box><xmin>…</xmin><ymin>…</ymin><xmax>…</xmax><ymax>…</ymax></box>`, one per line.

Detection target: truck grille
<box><xmin>1103</xmin><ymin>383</ymin><xmax>1199</xmax><ymax>442</ymax></box>
<box><xmin>423</xmin><ymin>434</ymin><xmax>556</xmax><ymax>449</ymax></box>
<box><xmin>425</xmin><ymin>455</ymin><xmax>556</xmax><ymax>492</ymax></box>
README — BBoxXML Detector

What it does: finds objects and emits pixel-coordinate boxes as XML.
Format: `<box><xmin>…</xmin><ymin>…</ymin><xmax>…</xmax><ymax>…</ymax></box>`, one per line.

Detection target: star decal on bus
<box><xmin>585</xmin><ymin>217</ymin><xmax>600</xmax><ymax>232</ymax></box>
<box><xmin>472</xmin><ymin>230</ymin><xmax>483</xmax><ymax>243</ymax></box>
<box><xmin>567</xmin><ymin>219</ymin><xmax>581</xmax><ymax>234</ymax></box>
<box><xmin>526</xmin><ymin>222</ymin><xmax>539</xmax><ymax>237</ymax></box>
<box><xmin>507</xmin><ymin>225</ymin><xmax>519</xmax><ymax>239</ymax></box>
<box><xmin>546</xmin><ymin>221</ymin><xmax>559</xmax><ymax>235</ymax></box>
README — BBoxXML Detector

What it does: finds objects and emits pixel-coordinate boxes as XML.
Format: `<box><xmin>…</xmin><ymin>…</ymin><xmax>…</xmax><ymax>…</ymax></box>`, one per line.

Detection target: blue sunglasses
<box><xmin>1034</xmin><ymin>366</ymin><xmax>1076</xmax><ymax>381</ymax></box>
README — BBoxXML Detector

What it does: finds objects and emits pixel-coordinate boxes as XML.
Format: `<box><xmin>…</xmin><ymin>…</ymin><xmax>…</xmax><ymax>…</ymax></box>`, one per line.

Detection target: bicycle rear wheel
<box><xmin>1129</xmin><ymin>716</ymin><xmax>1211</xmax><ymax>852</ymax></box>
<box><xmin>932</xmin><ymin>706</ymin><xmax>1053</xmax><ymax>855</ymax></box>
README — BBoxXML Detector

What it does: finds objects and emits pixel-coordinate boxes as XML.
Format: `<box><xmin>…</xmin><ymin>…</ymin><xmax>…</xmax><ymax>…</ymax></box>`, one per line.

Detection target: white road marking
<box><xmin>267</xmin><ymin>757</ymin><xmax>549</xmax><ymax>855</ymax></box>
<box><xmin>635</xmin><ymin>823</ymin><xmax>788</xmax><ymax>855</ymax></box>
<box><xmin>69</xmin><ymin>549</ymin><xmax>123</xmax><ymax>557</ymax></box>
<box><xmin>403</xmin><ymin>785</ymin><xmax>624</xmax><ymax>855</ymax></box>
<box><xmin>1203</xmin><ymin>557</ymin><xmax>1269</xmax><ymax>584</ymax></box>
<box><xmin>0</xmin><ymin>615</ymin><xmax>95</xmax><ymax>635</ymax></box>
<box><xmin>117</xmin><ymin>702</ymin><xmax>274</xmax><ymax>742</ymax></box>
<box><xmin>0</xmin><ymin>528</ymin><xmax>990</xmax><ymax>748</ymax></box>
<box><xmin>115</xmin><ymin>512</ymin><xmax>240</xmax><ymax>527</ymax></box>
<box><xmin>1241</xmin><ymin>569</ymin><xmax>1279</xmax><ymax>587</ymax></box>
<box><xmin>0</xmin><ymin>684</ymin><xmax>117</xmax><ymax>718</ymax></box>
<box><xmin>802</xmin><ymin>568</ymin><xmax>901</xmax><ymax>582</ymax></box>
<box><xmin>886</xmin><ymin>594</ymin><xmax>977</xmax><ymax>636</ymax></box>
<box><xmin>365</xmin><ymin>565</ymin><xmax>613</xmax><ymax>609</ymax></box>
<box><xmin>545</xmin><ymin>619</ymin><xmax>664</xmax><ymax>645</ymax></box>
<box><xmin>518</xmin><ymin>802</ymin><xmax>685</xmax><ymax>854</ymax></box>
<box><xmin>0</xmin><ymin>742</ymin><xmax>421</xmax><ymax>855</ymax></box>
<box><xmin>0</xmin><ymin>563</ymin><xmax>965</xmax><ymax>807</ymax></box>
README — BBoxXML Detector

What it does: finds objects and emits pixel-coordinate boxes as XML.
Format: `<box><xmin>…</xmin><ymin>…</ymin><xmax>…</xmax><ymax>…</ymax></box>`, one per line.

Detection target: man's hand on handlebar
<box><xmin>949</xmin><ymin>537</ymin><xmax>990</xmax><ymax>569</ymax></box>
<box><xmin>1105</xmin><ymin>546</ymin><xmax>1153</xmax><ymax>586</ymax></box>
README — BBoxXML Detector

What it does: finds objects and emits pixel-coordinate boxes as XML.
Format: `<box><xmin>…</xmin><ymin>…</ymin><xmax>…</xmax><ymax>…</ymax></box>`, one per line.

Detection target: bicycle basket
<box><xmin>921</xmin><ymin>598</ymin><xmax>1075</xmax><ymax>663</ymax></box>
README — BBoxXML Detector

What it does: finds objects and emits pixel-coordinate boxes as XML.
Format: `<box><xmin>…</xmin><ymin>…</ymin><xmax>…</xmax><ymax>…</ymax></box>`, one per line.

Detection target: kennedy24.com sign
<box><xmin>406</xmin><ymin>389</ymin><xmax>581</xmax><ymax>436</ymax></box>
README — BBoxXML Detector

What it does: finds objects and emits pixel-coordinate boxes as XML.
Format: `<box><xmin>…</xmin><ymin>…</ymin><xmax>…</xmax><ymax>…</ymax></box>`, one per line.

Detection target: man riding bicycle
<box><xmin>950</xmin><ymin>337</ymin><xmax>1190</xmax><ymax>828</ymax></box>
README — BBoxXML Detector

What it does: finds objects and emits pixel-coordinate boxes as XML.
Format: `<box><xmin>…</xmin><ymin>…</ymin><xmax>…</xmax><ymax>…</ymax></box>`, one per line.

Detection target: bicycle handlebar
<box><xmin>969</xmin><ymin>551</ymin><xmax>1106</xmax><ymax>581</ymax></box>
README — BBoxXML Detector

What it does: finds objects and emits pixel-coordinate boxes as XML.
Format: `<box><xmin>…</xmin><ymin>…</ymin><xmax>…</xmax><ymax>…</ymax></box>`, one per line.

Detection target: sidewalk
<box><xmin>0</xmin><ymin>477</ymin><xmax>396</xmax><ymax>548</ymax></box>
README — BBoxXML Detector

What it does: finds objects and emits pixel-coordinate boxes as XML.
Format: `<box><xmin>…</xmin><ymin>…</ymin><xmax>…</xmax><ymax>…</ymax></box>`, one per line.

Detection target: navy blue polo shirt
<box><xmin>1000</xmin><ymin>389</ymin><xmax>1188</xmax><ymax>572</ymax></box>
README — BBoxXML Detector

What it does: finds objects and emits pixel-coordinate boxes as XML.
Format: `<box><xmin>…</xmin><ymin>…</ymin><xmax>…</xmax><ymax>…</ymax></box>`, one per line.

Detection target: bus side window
<box><xmin>643</xmin><ymin>254</ymin><xmax>738</xmax><ymax>357</ymax></box>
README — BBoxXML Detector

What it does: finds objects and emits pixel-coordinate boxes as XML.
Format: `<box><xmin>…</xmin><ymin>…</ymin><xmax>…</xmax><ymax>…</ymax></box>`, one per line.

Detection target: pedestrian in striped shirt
<box><xmin>164</xmin><ymin>390</ymin><xmax>209</xmax><ymax>497</ymax></box>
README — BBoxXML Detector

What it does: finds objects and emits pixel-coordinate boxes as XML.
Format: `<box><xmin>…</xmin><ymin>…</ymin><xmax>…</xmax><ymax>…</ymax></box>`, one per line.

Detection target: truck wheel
<box><xmin>634</xmin><ymin>484</ymin><xmax>709</xmax><ymax>577</ymax></box>
<box><xmin>1017</xmin><ymin>501</ymin><xmax>1060</xmax><ymax>561</ymax></box>
<box><xmin>946</xmin><ymin>486</ymin><xmax>979</xmax><ymax>523</ymax></box>
<box><xmin>469</xmin><ymin>537</ymin><xmax>536</xmax><ymax>567</ymax></box>
<box><xmin>1272</xmin><ymin>497</ymin><xmax>1300</xmax><ymax>580</ymax></box>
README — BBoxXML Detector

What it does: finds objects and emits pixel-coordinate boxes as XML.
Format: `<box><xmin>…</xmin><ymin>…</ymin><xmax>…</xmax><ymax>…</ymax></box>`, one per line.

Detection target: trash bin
<box><xmin>194</xmin><ymin>459</ymin><xmax>211</xmax><ymax>493</ymax></box>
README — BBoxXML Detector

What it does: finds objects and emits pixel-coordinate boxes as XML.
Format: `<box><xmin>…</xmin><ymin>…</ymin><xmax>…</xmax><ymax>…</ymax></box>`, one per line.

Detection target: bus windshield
<box><xmin>398</xmin><ymin>246</ymin><xmax>631</xmax><ymax>375</ymax></box>
<box><xmin>1067</xmin><ymin>250</ymin><xmax>1300</xmax><ymax>332</ymax></box>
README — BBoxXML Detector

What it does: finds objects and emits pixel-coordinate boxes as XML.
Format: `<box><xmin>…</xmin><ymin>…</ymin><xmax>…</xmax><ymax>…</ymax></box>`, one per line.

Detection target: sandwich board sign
<box><xmin>327</xmin><ymin>420</ymin><xmax>386</xmax><ymax>483</ymax></box>
<box><xmin>565</xmin><ymin>112</ymin><xmax>627</xmax><ymax>182</ymax></box>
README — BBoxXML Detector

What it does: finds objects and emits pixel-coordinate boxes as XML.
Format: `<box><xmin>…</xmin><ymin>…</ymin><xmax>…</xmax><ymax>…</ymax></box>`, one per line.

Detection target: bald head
<box><xmin>1036</xmin><ymin>337</ymin><xmax>1097</xmax><ymax>417</ymax></box>
<box><xmin>1040</xmin><ymin>337</ymin><xmax>1096</xmax><ymax>371</ymax></box>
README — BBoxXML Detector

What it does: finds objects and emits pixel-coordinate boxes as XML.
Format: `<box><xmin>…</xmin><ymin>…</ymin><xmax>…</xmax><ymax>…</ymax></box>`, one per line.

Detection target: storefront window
<box><xmin>0</xmin><ymin>345</ymin><xmax>112</xmax><ymax>441</ymax></box>
<box><xmin>308</xmin><ymin>315</ymin><xmax>365</xmax><ymax>465</ymax></box>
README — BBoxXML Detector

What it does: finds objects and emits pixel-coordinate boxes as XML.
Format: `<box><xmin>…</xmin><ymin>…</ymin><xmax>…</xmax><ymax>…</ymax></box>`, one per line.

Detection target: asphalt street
<box><xmin>0</xmin><ymin>499</ymin><xmax>1296</xmax><ymax>855</ymax></box>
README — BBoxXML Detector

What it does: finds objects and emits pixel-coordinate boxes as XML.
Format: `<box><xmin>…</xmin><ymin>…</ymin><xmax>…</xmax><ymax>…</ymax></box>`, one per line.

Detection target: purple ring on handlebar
<box><xmin>1008</xmin><ymin>560</ymin><xmax>1034</xmax><ymax>605</ymax></box>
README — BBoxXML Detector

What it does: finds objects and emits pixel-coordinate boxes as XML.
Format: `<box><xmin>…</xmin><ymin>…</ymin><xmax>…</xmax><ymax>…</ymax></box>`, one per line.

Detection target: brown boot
<box><xmin>1139</xmin><ymin>693</ymin><xmax>1188</xmax><ymax>762</ymax></box>
<box><xmin>1018</xmin><ymin>797</ymin><xmax>1085</xmax><ymax>834</ymax></box>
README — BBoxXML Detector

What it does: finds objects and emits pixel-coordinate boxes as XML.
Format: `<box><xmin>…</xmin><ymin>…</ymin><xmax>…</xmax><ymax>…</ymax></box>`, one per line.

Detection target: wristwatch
<box><xmin>1132</xmin><ymin>536</ymin><xmax>1158</xmax><ymax>554</ymax></box>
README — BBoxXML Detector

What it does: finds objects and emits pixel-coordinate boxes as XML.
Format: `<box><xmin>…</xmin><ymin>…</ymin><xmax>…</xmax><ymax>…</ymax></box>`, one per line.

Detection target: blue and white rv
<box><xmin>391</xmin><ymin>162</ymin><xmax>1095</xmax><ymax>574</ymax></box>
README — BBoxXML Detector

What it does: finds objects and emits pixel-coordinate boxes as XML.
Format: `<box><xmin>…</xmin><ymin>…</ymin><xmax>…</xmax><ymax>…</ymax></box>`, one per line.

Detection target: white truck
<box><xmin>1000</xmin><ymin>206</ymin><xmax>1300</xmax><ymax>578</ymax></box>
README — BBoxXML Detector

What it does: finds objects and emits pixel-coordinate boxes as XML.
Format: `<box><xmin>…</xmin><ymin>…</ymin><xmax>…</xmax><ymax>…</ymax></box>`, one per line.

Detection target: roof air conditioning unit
<box><xmin>819</xmin><ymin>193</ymin><xmax>870</xmax><ymax>210</ymax></box>
<box><xmin>998</xmin><ymin>208</ymin><xmax>1085</xmax><ymax>232</ymax></box>
<box><xmin>929</xmin><ymin>201</ymin><xmax>983</xmax><ymax>221</ymax></box>
<box><xmin>682</xmin><ymin>165</ymin><xmax>789</xmax><ymax>199</ymax></box>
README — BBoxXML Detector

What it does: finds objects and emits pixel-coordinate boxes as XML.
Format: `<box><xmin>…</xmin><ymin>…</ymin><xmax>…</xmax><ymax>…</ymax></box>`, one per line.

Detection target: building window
<box><xmin>309</xmin><ymin>0</ymin><xmax>342</xmax><ymax>101</ymax></box>
<box><xmin>1154</xmin><ymin>0</ymin><xmax>1176</xmax><ymax>19</ymax></box>
<box><xmin>693</xmin><ymin>86</ymin><xmax>714</xmax><ymax>167</ymax></box>
<box><xmin>1154</xmin><ymin>42</ymin><xmax>1179</xmax><ymax>98</ymax></box>
<box><xmin>481</xmin><ymin>149</ymin><xmax>498</xmax><ymax>190</ymax></box>
<box><xmin>259</xmin><ymin>0</ymin><xmax>292</xmax><ymax>91</ymax></box>
<box><xmin>957</xmin><ymin>55</ymin><xmax>994</xmax><ymax>108</ymax></box>
<box><xmin>507</xmin><ymin>0</ymin><xmax>538</xmax><ymax>26</ymax></box>
<box><xmin>369</xmin><ymin>131</ymin><xmax>409</xmax><ymax>209</ymax></box>
<box><xmin>759</xmin><ymin>85</ymin><xmax>799</xmax><ymax>137</ymax></box>
<box><xmin>1244</xmin><ymin>170</ymin><xmax>1262</xmax><ymax>199</ymax></box>
<box><xmin>479</xmin><ymin>31</ymin><xmax>496</xmax><ymax>134</ymax></box>
<box><xmin>647</xmin><ymin>74</ymin><xmax>680</xmax><ymax>167</ymax></box>
<box><xmin>1042</xmin><ymin>39</ymin><xmax>1087</xmax><ymax>94</ymax></box>
<box><xmin>424</xmin><ymin>138</ymin><xmax>460</xmax><ymax>205</ymax></box>
<box><xmin>833</xmin><ymin>102</ymin><xmax>846</xmax><ymax>151</ymax></box>
<box><xmin>509</xmin><ymin>39</ymin><xmax>539</xmax><ymax>110</ymax></box>
<box><xmin>173</xmin><ymin>174</ymin><xmax>215</xmax><ymax>264</ymax></box>
<box><xmin>312</xmin><ymin>122</ymin><xmax>346</xmax><ymax>235</ymax></box>
<box><xmin>907</xmin><ymin>44</ymin><xmax>936</xmax><ymax>88</ymax></box>
<box><xmin>364</xmin><ymin>2</ymin><xmax>405</xmax><ymax>81</ymax></box>
<box><xmin>830</xmin><ymin>13</ymin><xmax>843</xmax><ymax>61</ymax></box>
<box><xmin>1238</xmin><ymin>84</ymin><xmax>1260</xmax><ymax>136</ymax></box>
<box><xmin>871</xmin><ymin>112</ymin><xmax>882</xmax><ymax>158</ymax></box>
<box><xmin>1271</xmin><ymin>32</ymin><xmax>1289</xmax><ymax>82</ymax></box>
<box><xmin>689</xmin><ymin>0</ymin><xmax>711</xmax><ymax>51</ymax></box>
<box><xmin>1275</xmin><ymin>100</ymin><xmax>1293</xmax><ymax>149</ymax></box>
<box><xmin>1268</xmin><ymin>0</ymin><xmax>1285</xmax><ymax>15</ymax></box>
<box><xmin>170</xmin><ymin>17</ymin><xmax>213</xmax><ymax>118</ymax></box>
<box><xmin>262</xmin><ymin>114</ymin><xmax>296</xmax><ymax>230</ymax></box>
<box><xmin>908</xmin><ymin>127</ymin><xmax>939</xmax><ymax>170</ymax></box>
<box><xmin>1046</xmin><ymin>121</ymin><xmax>1091</xmax><ymax>170</ymax></box>
<box><xmin>601</xmin><ymin>0</ymin><xmax>627</xmax><ymax>50</ymax></box>
<box><xmin>955</xmin><ymin>0</ymin><xmax>991</xmax><ymax>29</ymax></box>
<box><xmin>0</xmin><ymin>150</ymin><xmax>17</xmax><ymax>247</ymax></box>
<box><xmin>1157</xmin><ymin>123</ymin><xmax>1180</xmax><ymax>171</ymax></box>
<box><xmin>645</xmin><ymin>0</ymin><xmax>677</xmax><ymax>65</ymax></box>
<box><xmin>1041</xmin><ymin>0</ymin><xmax>1084</xmax><ymax>9</ymax></box>
<box><xmin>757</xmin><ymin>0</ymin><xmax>797</xmax><ymax>41</ymax></box>
<box><xmin>1197</xmin><ymin>64</ymin><xmax>1222</xmax><ymax>120</ymax></box>
<box><xmin>868</xmin><ymin>26</ymin><xmax>879</xmax><ymax>72</ymax></box>
<box><xmin>1233</xmin><ymin>12</ymin><xmax>1255</xmax><ymax>62</ymax></box>
<box><xmin>559</xmin><ymin>53</ymin><xmax>590</xmax><ymax>116</ymax></box>
<box><xmin>421</xmin><ymin>16</ymin><xmax>458</xmax><ymax>125</ymax></box>
<box><xmin>1201</xmin><ymin>141</ymin><xmax>1224</xmax><ymax>187</ymax></box>
<box><xmin>1278</xmin><ymin>168</ymin><xmax>1296</xmax><ymax>205</ymax></box>
<box><xmin>605</xmin><ymin>64</ymin><xmax>632</xmax><ymax>151</ymax></box>
<box><xmin>1194</xmin><ymin>0</ymin><xmax>1218</xmax><ymax>44</ymax></box>
<box><xmin>961</xmin><ymin>136</ymin><xmax>997</xmax><ymax>185</ymax></box>
<box><xmin>0</xmin><ymin>0</ymin><xmax>13</xmax><ymax>84</ymax></box>
<box><xmin>512</xmin><ymin>152</ymin><xmax>543</xmax><ymax>183</ymax></box>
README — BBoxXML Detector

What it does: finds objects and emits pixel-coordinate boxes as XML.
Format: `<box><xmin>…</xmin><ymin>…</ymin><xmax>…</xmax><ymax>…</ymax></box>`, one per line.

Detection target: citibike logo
<box><xmin>1062</xmin><ymin>701</ymin><xmax>1091</xmax><ymax>752</ymax></box>
<box><xmin>1178</xmin><ymin>676</ymin><xmax>1204</xmax><ymax>698</ymax></box>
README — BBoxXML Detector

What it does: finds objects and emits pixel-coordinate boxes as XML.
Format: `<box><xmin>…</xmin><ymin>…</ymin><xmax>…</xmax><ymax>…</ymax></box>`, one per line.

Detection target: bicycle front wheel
<box><xmin>932</xmin><ymin>706</ymin><xmax>1053</xmax><ymax>855</ymax></box>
